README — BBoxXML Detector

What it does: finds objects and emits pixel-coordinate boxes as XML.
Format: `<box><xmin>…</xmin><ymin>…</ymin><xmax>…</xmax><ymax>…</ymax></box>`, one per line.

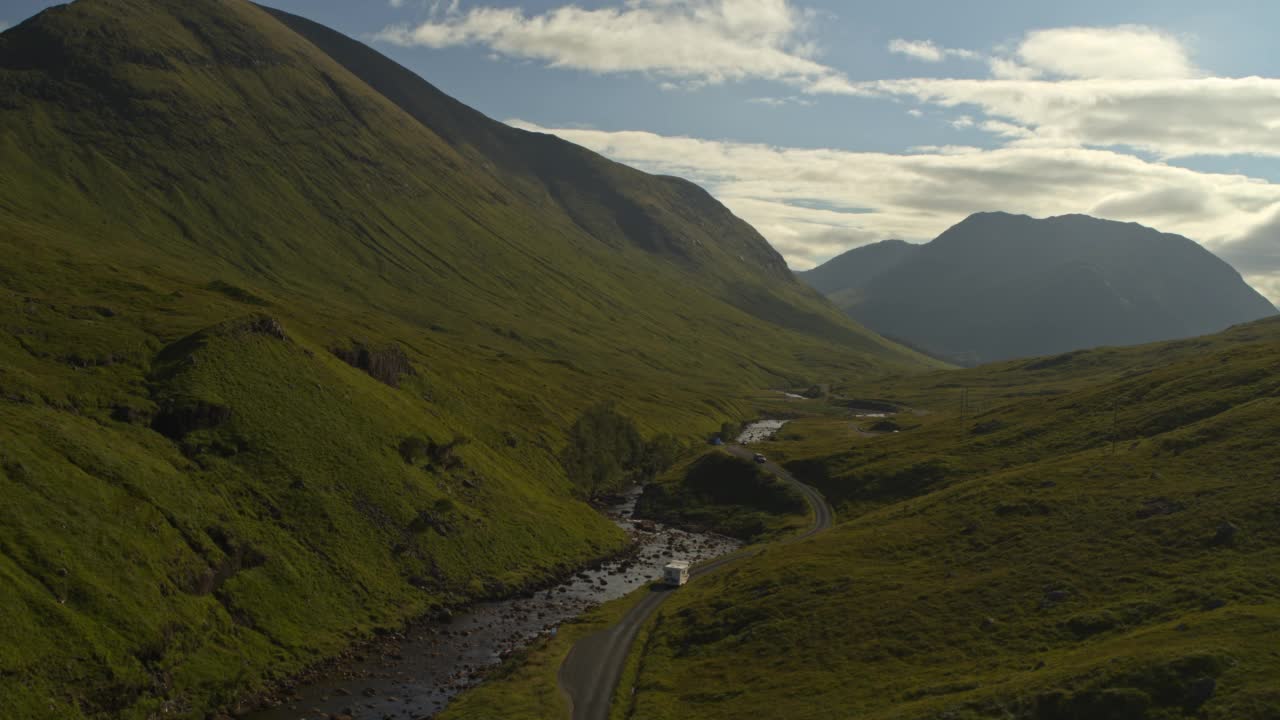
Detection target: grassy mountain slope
<box><xmin>802</xmin><ymin>213</ymin><xmax>1277</xmax><ymax>365</ymax></box>
<box><xmin>263</xmin><ymin>6</ymin><xmax>796</xmax><ymax>286</ymax></box>
<box><xmin>619</xmin><ymin>316</ymin><xmax>1280</xmax><ymax>719</ymax></box>
<box><xmin>0</xmin><ymin>1</ymin><xmax>930</xmax><ymax>717</ymax></box>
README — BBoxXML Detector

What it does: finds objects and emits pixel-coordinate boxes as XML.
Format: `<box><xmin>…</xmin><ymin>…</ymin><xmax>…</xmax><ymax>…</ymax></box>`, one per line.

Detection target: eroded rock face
<box><xmin>331</xmin><ymin>342</ymin><xmax>416</xmax><ymax>387</ymax></box>
<box><xmin>112</xmin><ymin>404</ymin><xmax>153</xmax><ymax>424</ymax></box>
<box><xmin>187</xmin><ymin>526</ymin><xmax>268</xmax><ymax>596</ymax></box>
<box><xmin>235</xmin><ymin>314</ymin><xmax>288</xmax><ymax>340</ymax></box>
<box><xmin>151</xmin><ymin>400</ymin><xmax>232</xmax><ymax>440</ymax></box>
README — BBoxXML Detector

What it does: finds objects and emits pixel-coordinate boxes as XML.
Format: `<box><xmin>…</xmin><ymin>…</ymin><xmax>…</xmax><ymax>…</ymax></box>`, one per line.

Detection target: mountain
<box><xmin>262</xmin><ymin>6</ymin><xmax>794</xmax><ymax>285</ymax></box>
<box><xmin>800</xmin><ymin>212</ymin><xmax>1278</xmax><ymax>365</ymax></box>
<box><xmin>798</xmin><ymin>238</ymin><xmax>918</xmax><ymax>295</ymax></box>
<box><xmin>0</xmin><ymin>1</ymin><xmax>931</xmax><ymax>717</ymax></box>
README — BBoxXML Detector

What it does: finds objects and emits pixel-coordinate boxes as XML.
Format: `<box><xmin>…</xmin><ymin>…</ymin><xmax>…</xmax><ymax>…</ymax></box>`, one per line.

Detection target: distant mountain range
<box><xmin>800</xmin><ymin>212</ymin><xmax>1278</xmax><ymax>365</ymax></box>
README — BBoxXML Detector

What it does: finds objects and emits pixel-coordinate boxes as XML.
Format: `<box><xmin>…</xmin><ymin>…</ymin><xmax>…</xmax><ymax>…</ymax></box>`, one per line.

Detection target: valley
<box><xmin>2</xmin><ymin>1</ymin><xmax>1279</xmax><ymax>719</ymax></box>
<box><xmin>443</xmin><ymin>317</ymin><xmax>1280</xmax><ymax>720</ymax></box>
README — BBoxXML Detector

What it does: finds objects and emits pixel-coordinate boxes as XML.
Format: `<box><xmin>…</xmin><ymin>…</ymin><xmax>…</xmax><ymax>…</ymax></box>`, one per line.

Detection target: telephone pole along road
<box><xmin>558</xmin><ymin>445</ymin><xmax>834</xmax><ymax>720</ymax></box>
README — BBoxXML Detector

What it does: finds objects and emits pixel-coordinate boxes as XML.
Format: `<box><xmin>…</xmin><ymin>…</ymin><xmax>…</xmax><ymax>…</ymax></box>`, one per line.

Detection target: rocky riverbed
<box><xmin>736</xmin><ymin>418</ymin><xmax>789</xmax><ymax>444</ymax></box>
<box><xmin>246</xmin><ymin>488</ymin><xmax>739</xmax><ymax>720</ymax></box>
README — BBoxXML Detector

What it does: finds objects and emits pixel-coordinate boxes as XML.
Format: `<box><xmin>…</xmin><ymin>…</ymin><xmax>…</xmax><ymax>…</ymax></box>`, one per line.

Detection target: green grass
<box><xmin>616</xmin><ymin>316</ymin><xmax>1280</xmax><ymax>719</ymax></box>
<box><xmin>0</xmin><ymin>1</ymin><xmax>932</xmax><ymax>717</ymax></box>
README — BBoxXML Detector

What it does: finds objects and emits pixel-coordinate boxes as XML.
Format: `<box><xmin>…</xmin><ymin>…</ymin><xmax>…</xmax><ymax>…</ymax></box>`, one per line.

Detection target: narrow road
<box><xmin>558</xmin><ymin>445</ymin><xmax>833</xmax><ymax>720</ymax></box>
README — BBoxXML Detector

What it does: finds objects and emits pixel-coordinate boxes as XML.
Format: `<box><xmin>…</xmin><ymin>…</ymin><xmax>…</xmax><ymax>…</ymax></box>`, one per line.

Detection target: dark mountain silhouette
<box><xmin>801</xmin><ymin>212</ymin><xmax>1277</xmax><ymax>364</ymax></box>
<box><xmin>799</xmin><ymin>238</ymin><xmax>919</xmax><ymax>295</ymax></box>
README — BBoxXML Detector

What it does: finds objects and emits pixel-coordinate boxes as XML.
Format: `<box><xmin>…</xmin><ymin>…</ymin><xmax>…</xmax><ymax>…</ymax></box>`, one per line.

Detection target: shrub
<box><xmin>560</xmin><ymin>403</ymin><xmax>677</xmax><ymax>498</ymax></box>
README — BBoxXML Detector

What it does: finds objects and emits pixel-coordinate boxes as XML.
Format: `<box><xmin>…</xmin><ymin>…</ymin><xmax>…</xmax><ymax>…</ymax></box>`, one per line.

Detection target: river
<box><xmin>247</xmin><ymin>486</ymin><xmax>739</xmax><ymax>720</ymax></box>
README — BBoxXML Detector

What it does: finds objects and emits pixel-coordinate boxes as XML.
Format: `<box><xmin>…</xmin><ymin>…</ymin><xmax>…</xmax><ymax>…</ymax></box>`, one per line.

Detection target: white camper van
<box><xmin>663</xmin><ymin>561</ymin><xmax>690</xmax><ymax>587</ymax></box>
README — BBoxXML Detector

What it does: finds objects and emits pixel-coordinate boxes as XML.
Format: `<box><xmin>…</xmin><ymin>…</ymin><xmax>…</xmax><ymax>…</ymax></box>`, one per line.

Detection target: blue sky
<box><xmin>5</xmin><ymin>1</ymin><xmax>1280</xmax><ymax>301</ymax></box>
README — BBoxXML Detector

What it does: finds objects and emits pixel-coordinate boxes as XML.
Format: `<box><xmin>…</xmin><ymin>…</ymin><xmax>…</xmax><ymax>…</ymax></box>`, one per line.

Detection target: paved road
<box><xmin>558</xmin><ymin>446</ymin><xmax>833</xmax><ymax>720</ymax></box>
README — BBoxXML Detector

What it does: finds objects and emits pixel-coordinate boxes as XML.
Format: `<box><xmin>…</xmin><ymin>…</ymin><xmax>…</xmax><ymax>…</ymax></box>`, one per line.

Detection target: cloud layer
<box><xmin>375</xmin><ymin>0</ymin><xmax>850</xmax><ymax>90</ymax></box>
<box><xmin>842</xmin><ymin>27</ymin><xmax>1280</xmax><ymax>160</ymax></box>
<box><xmin>861</xmin><ymin>76</ymin><xmax>1280</xmax><ymax>159</ymax></box>
<box><xmin>510</xmin><ymin>120</ymin><xmax>1280</xmax><ymax>301</ymax></box>
<box><xmin>379</xmin><ymin>10</ymin><xmax>1280</xmax><ymax>161</ymax></box>
<box><xmin>375</xmin><ymin>5</ymin><xmax>1280</xmax><ymax>161</ymax></box>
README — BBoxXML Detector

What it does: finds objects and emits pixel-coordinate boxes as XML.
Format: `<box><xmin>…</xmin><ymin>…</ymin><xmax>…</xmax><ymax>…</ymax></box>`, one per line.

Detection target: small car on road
<box><xmin>753</xmin><ymin>453</ymin><xmax>767</xmax><ymax>464</ymax></box>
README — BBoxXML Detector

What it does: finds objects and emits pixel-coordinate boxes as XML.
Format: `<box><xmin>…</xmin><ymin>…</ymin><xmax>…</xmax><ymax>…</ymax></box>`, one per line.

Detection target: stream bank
<box><xmin>246</xmin><ymin>488</ymin><xmax>738</xmax><ymax>720</ymax></box>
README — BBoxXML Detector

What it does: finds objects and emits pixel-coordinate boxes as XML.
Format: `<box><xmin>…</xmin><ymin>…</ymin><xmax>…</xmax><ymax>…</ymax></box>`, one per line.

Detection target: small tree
<box><xmin>719</xmin><ymin>421</ymin><xmax>741</xmax><ymax>443</ymax></box>
<box><xmin>560</xmin><ymin>402</ymin><xmax>645</xmax><ymax>498</ymax></box>
<box><xmin>639</xmin><ymin>433</ymin><xmax>683</xmax><ymax>481</ymax></box>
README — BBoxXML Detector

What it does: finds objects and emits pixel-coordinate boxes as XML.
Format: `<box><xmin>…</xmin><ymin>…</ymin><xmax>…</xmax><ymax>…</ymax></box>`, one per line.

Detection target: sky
<box><xmin>5</xmin><ymin>1</ymin><xmax>1280</xmax><ymax>303</ymax></box>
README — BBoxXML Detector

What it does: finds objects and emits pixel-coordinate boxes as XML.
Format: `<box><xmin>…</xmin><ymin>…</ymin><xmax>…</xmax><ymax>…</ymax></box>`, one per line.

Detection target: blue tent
<box><xmin>711</xmin><ymin>436</ymin><xmax>724</xmax><ymax>446</ymax></box>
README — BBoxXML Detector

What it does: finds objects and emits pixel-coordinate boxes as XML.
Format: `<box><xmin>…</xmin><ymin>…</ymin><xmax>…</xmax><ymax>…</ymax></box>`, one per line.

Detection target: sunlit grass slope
<box><xmin>0</xmin><ymin>0</ymin><xmax>931</xmax><ymax>716</ymax></box>
<box><xmin>622</xmin><ymin>317</ymin><xmax>1280</xmax><ymax>719</ymax></box>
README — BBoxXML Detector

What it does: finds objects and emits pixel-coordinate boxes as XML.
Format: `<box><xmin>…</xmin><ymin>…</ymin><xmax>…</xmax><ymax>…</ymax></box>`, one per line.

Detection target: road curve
<box><xmin>558</xmin><ymin>445</ymin><xmax>833</xmax><ymax>720</ymax></box>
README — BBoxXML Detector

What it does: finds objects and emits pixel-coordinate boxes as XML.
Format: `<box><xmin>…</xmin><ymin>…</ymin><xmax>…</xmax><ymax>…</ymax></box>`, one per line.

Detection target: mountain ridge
<box><xmin>798</xmin><ymin>238</ymin><xmax>918</xmax><ymax>296</ymax></box>
<box><xmin>260</xmin><ymin>4</ymin><xmax>795</xmax><ymax>284</ymax></box>
<box><xmin>800</xmin><ymin>212</ymin><xmax>1276</xmax><ymax>365</ymax></box>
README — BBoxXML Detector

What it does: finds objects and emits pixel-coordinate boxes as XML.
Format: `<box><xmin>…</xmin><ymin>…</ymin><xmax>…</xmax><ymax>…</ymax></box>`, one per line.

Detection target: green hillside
<box><xmin>0</xmin><ymin>1</ymin><xmax>930</xmax><ymax>717</ymax></box>
<box><xmin>614</xmin><ymin>316</ymin><xmax>1280</xmax><ymax>719</ymax></box>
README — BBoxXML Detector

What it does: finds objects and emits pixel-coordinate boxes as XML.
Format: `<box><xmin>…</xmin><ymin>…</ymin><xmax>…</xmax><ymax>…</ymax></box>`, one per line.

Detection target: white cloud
<box><xmin>980</xmin><ymin>119</ymin><xmax>1033</xmax><ymax>139</ymax></box>
<box><xmin>0</xmin><ymin>20</ymin><xmax>10</xmax><ymax>32</ymax></box>
<box><xmin>888</xmin><ymin>39</ymin><xmax>978</xmax><ymax>63</ymax></box>
<box><xmin>908</xmin><ymin>145</ymin><xmax>983</xmax><ymax>156</ymax></box>
<box><xmin>906</xmin><ymin>108</ymin><xmax>923</xmax><ymax>118</ymax></box>
<box><xmin>1016</xmin><ymin>26</ymin><xmax>1196</xmax><ymax>79</ymax></box>
<box><xmin>506</xmin><ymin>120</ymin><xmax>1280</xmax><ymax>300</ymax></box>
<box><xmin>858</xmin><ymin>26</ymin><xmax>1280</xmax><ymax>160</ymax></box>
<box><xmin>748</xmin><ymin>96</ymin><xmax>813</xmax><ymax>107</ymax></box>
<box><xmin>373</xmin><ymin>0</ymin><xmax>852</xmax><ymax>92</ymax></box>
<box><xmin>859</xmin><ymin>76</ymin><xmax>1280</xmax><ymax>159</ymax></box>
<box><xmin>988</xmin><ymin>57</ymin><xmax>1041</xmax><ymax>80</ymax></box>
<box><xmin>888</xmin><ymin>39</ymin><xmax>943</xmax><ymax>62</ymax></box>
